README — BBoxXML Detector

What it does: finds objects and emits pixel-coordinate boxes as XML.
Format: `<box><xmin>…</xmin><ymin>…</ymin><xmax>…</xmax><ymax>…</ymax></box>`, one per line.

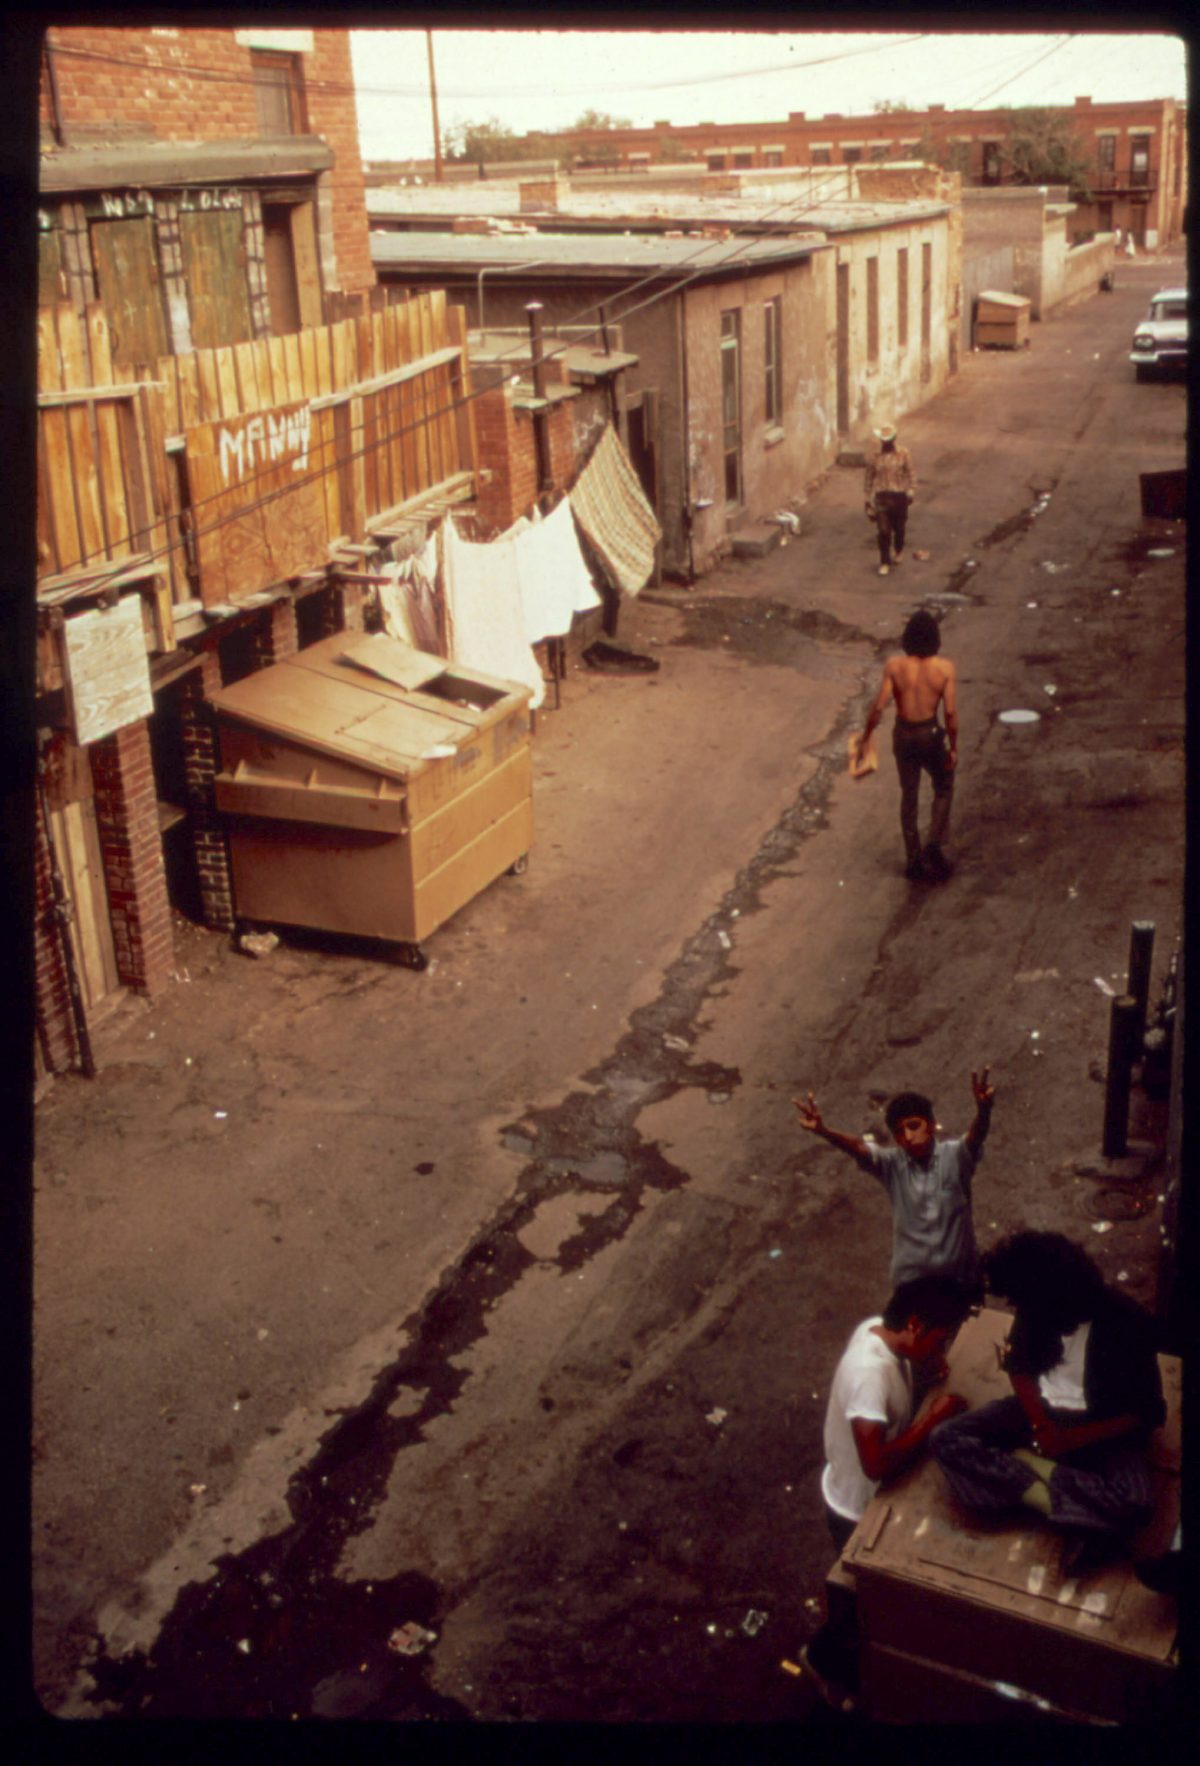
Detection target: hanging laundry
<box><xmin>569</xmin><ymin>424</ymin><xmax>661</xmax><ymax>599</ymax></box>
<box><xmin>375</xmin><ymin>565</ymin><xmax>418</xmax><ymax>648</ymax></box>
<box><xmin>442</xmin><ymin>517</ymin><xmax>545</xmax><ymax>709</ymax></box>
<box><xmin>505</xmin><ymin>498</ymin><xmax>602</xmax><ymax>645</ymax></box>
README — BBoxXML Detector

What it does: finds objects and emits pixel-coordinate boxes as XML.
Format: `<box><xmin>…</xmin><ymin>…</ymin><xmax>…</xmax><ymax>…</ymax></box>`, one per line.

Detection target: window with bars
<box><xmin>1130</xmin><ymin>136</ymin><xmax>1151</xmax><ymax>187</ymax></box>
<box><xmin>763</xmin><ymin>297</ymin><xmax>782</xmax><ymax>427</ymax></box>
<box><xmin>841</xmin><ymin>146</ymin><xmax>863</xmax><ymax>165</ymax></box>
<box><xmin>251</xmin><ymin>50</ymin><xmax>307</xmax><ymax>136</ymax></box>
<box><xmin>1097</xmin><ymin>134</ymin><xmax>1116</xmax><ymax>173</ymax></box>
<box><xmin>810</xmin><ymin>147</ymin><xmax>832</xmax><ymax>166</ymax></box>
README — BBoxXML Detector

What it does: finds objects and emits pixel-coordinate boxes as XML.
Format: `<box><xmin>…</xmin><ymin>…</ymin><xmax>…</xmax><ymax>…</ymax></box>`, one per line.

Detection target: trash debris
<box><xmin>257</xmin><ymin>1328</ymin><xmax>269</xmax><ymax>1340</ymax></box>
<box><xmin>707</xmin><ymin>1091</ymin><xmax>732</xmax><ymax>1106</ymax></box>
<box><xmin>912</xmin><ymin>548</ymin><xmax>930</xmax><ymax>561</ymax></box>
<box><xmin>1111</xmin><ymin>589</ymin><xmax>1121</xmax><ymax>597</ymax></box>
<box><xmin>664</xmin><ymin>1034</ymin><xmax>689</xmax><ymax>1052</ymax></box>
<box><xmin>189</xmin><ymin>1483</ymin><xmax>207</xmax><ymax>1497</ymax></box>
<box><xmin>1091</xmin><ymin>1222</ymin><xmax>1113</xmax><ymax>1235</ymax></box>
<box><xmin>1030</xmin><ymin>1030</ymin><xmax>1040</xmax><ymax>1040</ymax></box>
<box><xmin>238</xmin><ymin>930</ymin><xmax>279</xmax><ymax>959</ymax></box>
<box><xmin>768</xmin><ymin>1248</ymin><xmax>783</xmax><ymax>1259</ymax></box>
<box><xmin>964</xmin><ymin>559</ymin><xmax>977</xmax><ymax>569</ymax></box>
<box><xmin>781</xmin><ymin>1659</ymin><xmax>802</xmax><ymax>1677</ymax></box>
<box><xmin>387</xmin><ymin>1622</ymin><xmax>437</xmax><ymax>1657</ymax></box>
<box><xmin>717</xmin><ymin>930</ymin><xmax>732</xmax><ymax>949</ymax></box>
<box><xmin>236</xmin><ymin>1639</ymin><xmax>252</xmax><ymax>1656</ymax></box>
<box><xmin>1040</xmin><ymin>561</ymin><xmax>1068</xmax><ymax>574</ymax></box>
<box><xmin>741</xmin><ymin>1609</ymin><xmax>770</xmax><ymax>1636</ymax></box>
<box><xmin>1094</xmin><ymin>977</ymin><xmax>1116</xmax><ymax>997</ymax></box>
<box><xmin>706</xmin><ymin>1408</ymin><xmax>728</xmax><ymax>1426</ymax></box>
<box><xmin>1147</xmin><ymin>548</ymin><xmax>1175</xmax><ymax>558</ymax></box>
<box><xmin>1043</xmin><ymin>684</ymin><xmax>1057</xmax><ymax>696</ymax></box>
<box><xmin>1068</xmin><ymin>886</ymin><xmax>1079</xmax><ymax>900</ymax></box>
<box><xmin>998</xmin><ymin>709</ymin><xmax>1041</xmax><ymax>725</ymax></box>
<box><xmin>214</xmin><ymin>1110</ymin><xmax>228</xmax><ymax>1120</ymax></box>
<box><xmin>1117</xmin><ymin>1270</ymin><xmax>1129</xmax><ymax>1283</ymax></box>
<box><xmin>1026</xmin><ymin>601</ymin><xmax>1039</xmax><ymax>609</ymax></box>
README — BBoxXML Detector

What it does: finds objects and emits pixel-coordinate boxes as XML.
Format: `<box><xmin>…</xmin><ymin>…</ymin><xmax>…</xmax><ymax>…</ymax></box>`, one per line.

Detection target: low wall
<box><xmin>1055</xmin><ymin>233</ymin><xmax>1117</xmax><ymax>312</ymax></box>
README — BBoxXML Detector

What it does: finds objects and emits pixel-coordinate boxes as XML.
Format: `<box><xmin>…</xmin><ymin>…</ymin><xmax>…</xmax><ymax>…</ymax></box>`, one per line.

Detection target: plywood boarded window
<box><xmin>181</xmin><ymin>210</ymin><xmax>253</xmax><ymax>350</ymax></box>
<box><xmin>252</xmin><ymin>50</ymin><xmax>307</xmax><ymax>135</ymax></box>
<box><xmin>91</xmin><ymin>217</ymin><xmax>169</xmax><ymax>369</ymax></box>
<box><xmin>39</xmin><ymin>229</ymin><xmax>66</xmax><ymax>306</ymax></box>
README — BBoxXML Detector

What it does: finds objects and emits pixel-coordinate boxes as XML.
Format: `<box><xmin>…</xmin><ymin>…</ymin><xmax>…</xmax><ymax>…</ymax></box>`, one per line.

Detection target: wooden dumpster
<box><xmin>210</xmin><ymin>633</ymin><xmax>534</xmax><ymax>967</ymax></box>
<box><xmin>975</xmin><ymin>290</ymin><xmax>1032</xmax><ymax>349</ymax></box>
<box><xmin>830</xmin><ymin>1309</ymin><xmax>1180</xmax><ymax>1724</ymax></box>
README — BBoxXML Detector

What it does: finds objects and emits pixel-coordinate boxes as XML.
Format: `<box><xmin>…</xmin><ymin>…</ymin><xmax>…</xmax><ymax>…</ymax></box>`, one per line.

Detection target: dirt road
<box><xmin>32</xmin><ymin>250</ymin><xmax>1185</xmax><ymax>1721</ymax></box>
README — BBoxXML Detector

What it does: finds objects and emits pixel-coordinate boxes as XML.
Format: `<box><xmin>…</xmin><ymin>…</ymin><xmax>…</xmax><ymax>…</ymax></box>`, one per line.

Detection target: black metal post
<box><xmin>1126</xmin><ymin>920</ymin><xmax>1155</xmax><ymax>1050</ymax></box>
<box><xmin>525</xmin><ymin>301</ymin><xmax>553</xmax><ymax>502</ymax></box>
<box><xmin>1102</xmin><ymin>994</ymin><xmax>1139</xmax><ymax>1158</ymax></box>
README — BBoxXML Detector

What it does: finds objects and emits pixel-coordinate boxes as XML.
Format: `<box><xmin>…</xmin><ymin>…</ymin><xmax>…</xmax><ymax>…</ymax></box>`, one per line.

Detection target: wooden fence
<box><xmin>37</xmin><ymin>290</ymin><xmax>477</xmax><ymax>616</ymax></box>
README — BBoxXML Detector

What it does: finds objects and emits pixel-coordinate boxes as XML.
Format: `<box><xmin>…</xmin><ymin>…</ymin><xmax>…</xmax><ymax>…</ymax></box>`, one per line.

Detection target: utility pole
<box><xmin>426</xmin><ymin>30</ymin><xmax>443</xmax><ymax>184</ymax></box>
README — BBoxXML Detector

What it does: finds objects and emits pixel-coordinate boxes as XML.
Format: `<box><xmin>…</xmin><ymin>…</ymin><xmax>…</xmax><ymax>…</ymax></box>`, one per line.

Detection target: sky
<box><xmin>349</xmin><ymin>28</ymin><xmax>1189</xmax><ymax>163</ymax></box>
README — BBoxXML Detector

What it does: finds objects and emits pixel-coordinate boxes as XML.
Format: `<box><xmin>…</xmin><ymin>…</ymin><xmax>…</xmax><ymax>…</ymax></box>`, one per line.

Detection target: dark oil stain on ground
<box><xmin>79</xmin><ymin>606</ymin><xmax>922</xmax><ymax>1722</ymax></box>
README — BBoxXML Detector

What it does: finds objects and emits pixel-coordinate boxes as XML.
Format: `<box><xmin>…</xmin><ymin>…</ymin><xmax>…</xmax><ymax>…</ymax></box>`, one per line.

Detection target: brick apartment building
<box><xmin>39</xmin><ymin>24</ymin><xmax>374</xmax><ymax>348</ymax></box>
<box><xmin>32</xmin><ymin>26</ymin><xmax>581</xmax><ymax>1086</ymax></box>
<box><xmin>515</xmin><ymin>95</ymin><xmax>1187</xmax><ymax>251</ymax></box>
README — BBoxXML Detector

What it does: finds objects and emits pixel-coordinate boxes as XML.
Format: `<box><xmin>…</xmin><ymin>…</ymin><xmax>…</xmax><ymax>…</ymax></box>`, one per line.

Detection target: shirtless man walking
<box><xmin>860</xmin><ymin>608</ymin><xmax>957</xmax><ymax>881</ymax></box>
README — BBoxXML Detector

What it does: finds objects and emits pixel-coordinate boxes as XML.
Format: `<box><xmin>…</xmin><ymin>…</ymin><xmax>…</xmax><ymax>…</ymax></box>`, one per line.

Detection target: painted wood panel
<box><xmin>62</xmin><ymin>596</ymin><xmax>154</xmax><ymax>745</ymax></box>
<box><xmin>181</xmin><ymin>210</ymin><xmax>253</xmax><ymax>351</ymax></box>
<box><xmin>91</xmin><ymin>217</ymin><xmax>169</xmax><ymax>369</ymax></box>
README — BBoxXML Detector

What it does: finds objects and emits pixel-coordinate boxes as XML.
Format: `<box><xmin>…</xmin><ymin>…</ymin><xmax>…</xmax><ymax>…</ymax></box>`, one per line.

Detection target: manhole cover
<box><xmin>998</xmin><ymin>709</ymin><xmax>1041</xmax><ymax>726</ymax></box>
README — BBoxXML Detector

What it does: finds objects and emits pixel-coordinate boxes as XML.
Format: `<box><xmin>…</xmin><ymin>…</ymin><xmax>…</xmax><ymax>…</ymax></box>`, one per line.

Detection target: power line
<box><xmin>45</xmin><ymin>29</ymin><xmax>935</xmax><ymax>108</ymax></box>
<box><xmin>42</xmin><ymin>24</ymin><xmax>1140</xmax><ymax>576</ymax></box>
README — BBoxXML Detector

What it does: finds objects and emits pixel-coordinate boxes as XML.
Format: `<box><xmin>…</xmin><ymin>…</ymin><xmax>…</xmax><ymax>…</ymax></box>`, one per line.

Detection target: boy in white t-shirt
<box><xmin>802</xmin><ymin>1274</ymin><xmax>972</xmax><ymax>1708</ymax></box>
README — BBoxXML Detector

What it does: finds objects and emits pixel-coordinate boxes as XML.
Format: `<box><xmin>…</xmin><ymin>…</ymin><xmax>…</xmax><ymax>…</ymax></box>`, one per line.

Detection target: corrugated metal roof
<box><xmin>370</xmin><ymin>230</ymin><xmax>830</xmax><ymax>279</ymax></box>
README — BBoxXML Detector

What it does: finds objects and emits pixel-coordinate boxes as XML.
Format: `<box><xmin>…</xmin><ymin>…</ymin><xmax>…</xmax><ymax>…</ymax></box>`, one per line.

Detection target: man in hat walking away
<box><xmin>865</xmin><ymin>422</ymin><xmax>916</xmax><ymax>577</ymax></box>
<box><xmin>860</xmin><ymin>608</ymin><xmax>957</xmax><ymax>881</ymax></box>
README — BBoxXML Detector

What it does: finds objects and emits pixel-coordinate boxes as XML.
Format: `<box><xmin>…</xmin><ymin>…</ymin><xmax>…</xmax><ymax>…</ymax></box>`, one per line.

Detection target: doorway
<box><xmin>836</xmin><ymin>262</ymin><xmax>850</xmax><ymax>434</ymax></box>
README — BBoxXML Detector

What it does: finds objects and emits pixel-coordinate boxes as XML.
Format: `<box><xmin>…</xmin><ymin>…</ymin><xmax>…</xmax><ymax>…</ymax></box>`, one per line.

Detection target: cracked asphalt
<box><xmin>31</xmin><ymin>248</ymin><xmax>1185</xmax><ymax>1723</ymax></box>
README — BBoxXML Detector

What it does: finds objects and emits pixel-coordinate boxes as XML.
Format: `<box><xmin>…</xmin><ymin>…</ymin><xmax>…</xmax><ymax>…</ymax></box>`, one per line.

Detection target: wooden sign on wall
<box><xmin>184</xmin><ymin>398</ymin><xmax>329</xmax><ymax>606</ymax></box>
<box><xmin>62</xmin><ymin>595</ymin><xmax>154</xmax><ymax>746</ymax></box>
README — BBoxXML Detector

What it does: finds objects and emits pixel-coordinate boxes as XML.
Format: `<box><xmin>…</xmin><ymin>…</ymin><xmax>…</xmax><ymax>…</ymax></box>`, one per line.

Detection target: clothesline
<box><xmin>371</xmin><ymin>421</ymin><xmax>662</xmax><ymax>710</ymax></box>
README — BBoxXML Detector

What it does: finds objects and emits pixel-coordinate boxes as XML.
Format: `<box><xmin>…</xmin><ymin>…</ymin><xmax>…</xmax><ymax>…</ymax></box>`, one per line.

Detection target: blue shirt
<box><xmin>864</xmin><ymin>1135</ymin><xmax>979</xmax><ymax>1289</ymax></box>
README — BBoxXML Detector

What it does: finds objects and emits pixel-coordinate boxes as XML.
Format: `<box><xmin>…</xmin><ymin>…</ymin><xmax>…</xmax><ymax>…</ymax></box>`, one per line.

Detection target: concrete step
<box><xmin>729</xmin><ymin>521</ymin><xmax>784</xmax><ymax>559</ymax></box>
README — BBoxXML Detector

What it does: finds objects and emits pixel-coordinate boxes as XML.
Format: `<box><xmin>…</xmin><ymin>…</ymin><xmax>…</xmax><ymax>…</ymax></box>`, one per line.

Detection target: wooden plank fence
<box><xmin>37</xmin><ymin>290</ymin><xmax>476</xmax><ymax>619</ymax></box>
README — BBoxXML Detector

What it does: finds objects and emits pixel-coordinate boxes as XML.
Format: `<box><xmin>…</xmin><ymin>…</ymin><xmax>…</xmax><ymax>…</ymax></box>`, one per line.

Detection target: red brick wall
<box><xmin>33</xmin><ymin>815</ymin><xmax>79</xmax><ymax>1072</ymax></box>
<box><xmin>182</xmin><ymin>647</ymin><xmax>236</xmax><ymax>933</ymax></box>
<box><xmin>472</xmin><ymin>378</ymin><xmax>578</xmax><ymax>535</ymax></box>
<box><xmin>90</xmin><ymin>720</ymin><xmax>174</xmax><ymax>995</ymax></box>
<box><xmin>43</xmin><ymin>26</ymin><xmax>374</xmax><ymax>292</ymax></box>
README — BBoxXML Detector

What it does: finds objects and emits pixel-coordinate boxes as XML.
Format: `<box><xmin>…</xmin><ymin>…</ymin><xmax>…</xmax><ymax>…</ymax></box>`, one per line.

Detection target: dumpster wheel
<box><xmin>398</xmin><ymin>941</ymin><xmax>429</xmax><ymax>972</ymax></box>
<box><xmin>508</xmin><ymin>853</ymin><xmax>529</xmax><ymax>876</ymax></box>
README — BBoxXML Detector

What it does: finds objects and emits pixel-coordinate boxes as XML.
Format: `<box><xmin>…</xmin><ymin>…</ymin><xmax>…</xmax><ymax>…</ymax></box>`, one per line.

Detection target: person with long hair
<box><xmin>931</xmin><ymin>1230</ymin><xmax>1165</xmax><ymax>1577</ymax></box>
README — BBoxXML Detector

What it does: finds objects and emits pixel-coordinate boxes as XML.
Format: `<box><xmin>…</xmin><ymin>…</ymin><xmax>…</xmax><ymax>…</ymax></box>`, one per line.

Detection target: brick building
<box><xmin>505</xmin><ymin>95</ymin><xmax>1187</xmax><ymax>251</ymax></box>
<box><xmin>372</xmin><ymin>197</ymin><xmax>959</xmax><ymax>579</ymax></box>
<box><xmin>39</xmin><ymin>24</ymin><xmax>374</xmax><ymax>348</ymax></box>
<box><xmin>32</xmin><ymin>28</ymin><xmax>587</xmax><ymax>1085</ymax></box>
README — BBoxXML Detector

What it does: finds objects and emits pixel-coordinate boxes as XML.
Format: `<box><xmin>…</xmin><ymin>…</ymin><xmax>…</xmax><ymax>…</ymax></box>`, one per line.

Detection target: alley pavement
<box><xmin>29</xmin><ymin>248</ymin><xmax>1186</xmax><ymax>1722</ymax></box>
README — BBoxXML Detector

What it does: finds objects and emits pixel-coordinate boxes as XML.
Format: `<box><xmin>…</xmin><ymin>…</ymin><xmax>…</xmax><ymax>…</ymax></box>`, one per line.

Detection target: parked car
<box><xmin>1130</xmin><ymin>287</ymin><xmax>1188</xmax><ymax>380</ymax></box>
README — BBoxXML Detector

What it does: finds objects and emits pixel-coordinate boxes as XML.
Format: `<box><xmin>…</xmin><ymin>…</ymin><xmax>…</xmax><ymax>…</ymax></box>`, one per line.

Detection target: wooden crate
<box><xmin>975</xmin><ymin>290</ymin><xmax>1031</xmax><ymax>349</ymax></box>
<box><xmin>831</xmin><ymin>1309</ymin><xmax>1180</xmax><ymax>1724</ymax></box>
<box><xmin>210</xmin><ymin>633</ymin><xmax>533</xmax><ymax>950</ymax></box>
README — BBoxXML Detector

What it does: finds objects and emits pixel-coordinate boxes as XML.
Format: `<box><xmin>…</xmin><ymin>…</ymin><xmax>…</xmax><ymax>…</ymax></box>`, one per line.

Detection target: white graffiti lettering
<box><xmin>215</xmin><ymin>403</ymin><xmax>312</xmax><ymax>485</ymax></box>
